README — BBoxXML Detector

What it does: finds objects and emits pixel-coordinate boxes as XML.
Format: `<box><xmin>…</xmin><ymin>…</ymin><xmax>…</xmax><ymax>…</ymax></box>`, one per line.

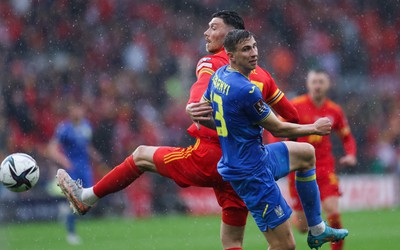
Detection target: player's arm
<box><xmin>47</xmin><ymin>138</ymin><xmax>72</xmax><ymax>169</ymax></box>
<box><xmin>246</xmin><ymin>86</ymin><xmax>331</xmax><ymax>138</ymax></box>
<box><xmin>336</xmin><ymin>109</ymin><xmax>357</xmax><ymax>166</ymax></box>
<box><xmin>259</xmin><ymin>111</ymin><xmax>332</xmax><ymax>138</ymax></box>
<box><xmin>187</xmin><ymin>56</ymin><xmax>219</xmax><ymax>104</ymax></box>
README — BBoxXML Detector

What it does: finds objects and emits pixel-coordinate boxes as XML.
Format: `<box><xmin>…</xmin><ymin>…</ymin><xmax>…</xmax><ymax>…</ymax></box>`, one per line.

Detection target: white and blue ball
<box><xmin>0</xmin><ymin>153</ymin><xmax>40</xmax><ymax>192</ymax></box>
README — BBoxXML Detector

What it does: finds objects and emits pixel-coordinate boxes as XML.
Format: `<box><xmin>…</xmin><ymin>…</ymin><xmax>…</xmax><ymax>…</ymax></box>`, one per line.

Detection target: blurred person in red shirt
<box><xmin>56</xmin><ymin>10</ymin><xmax>298</xmax><ymax>250</ymax></box>
<box><xmin>288</xmin><ymin>69</ymin><xmax>357</xmax><ymax>250</ymax></box>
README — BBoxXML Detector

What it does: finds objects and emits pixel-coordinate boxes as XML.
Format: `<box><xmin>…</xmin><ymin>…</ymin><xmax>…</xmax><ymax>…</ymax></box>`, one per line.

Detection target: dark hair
<box><xmin>224</xmin><ymin>29</ymin><xmax>254</xmax><ymax>52</ymax></box>
<box><xmin>309</xmin><ymin>68</ymin><xmax>329</xmax><ymax>75</ymax></box>
<box><xmin>212</xmin><ymin>10</ymin><xmax>245</xmax><ymax>29</ymax></box>
<box><xmin>308</xmin><ymin>68</ymin><xmax>330</xmax><ymax>80</ymax></box>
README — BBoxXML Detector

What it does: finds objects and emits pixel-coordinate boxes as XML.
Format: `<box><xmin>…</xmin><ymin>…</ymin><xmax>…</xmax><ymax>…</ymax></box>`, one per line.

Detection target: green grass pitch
<box><xmin>1</xmin><ymin>208</ymin><xmax>399</xmax><ymax>249</ymax></box>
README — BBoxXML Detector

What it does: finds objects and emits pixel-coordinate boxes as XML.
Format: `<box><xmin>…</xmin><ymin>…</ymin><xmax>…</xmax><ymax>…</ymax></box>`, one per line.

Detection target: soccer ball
<box><xmin>0</xmin><ymin>153</ymin><xmax>40</xmax><ymax>192</ymax></box>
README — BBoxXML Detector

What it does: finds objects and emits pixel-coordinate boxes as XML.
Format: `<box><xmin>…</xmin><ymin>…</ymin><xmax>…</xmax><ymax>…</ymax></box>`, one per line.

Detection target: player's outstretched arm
<box><xmin>260</xmin><ymin>112</ymin><xmax>332</xmax><ymax>138</ymax></box>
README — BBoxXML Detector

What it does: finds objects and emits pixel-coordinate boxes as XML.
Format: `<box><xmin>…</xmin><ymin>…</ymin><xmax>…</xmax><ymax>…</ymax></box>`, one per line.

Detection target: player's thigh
<box><xmin>153</xmin><ymin>142</ymin><xmax>222</xmax><ymax>187</ymax></box>
<box><xmin>264</xmin><ymin>142</ymin><xmax>290</xmax><ymax>180</ymax></box>
<box><xmin>283</xmin><ymin>141</ymin><xmax>315</xmax><ymax>172</ymax></box>
<box><xmin>214</xmin><ymin>181</ymin><xmax>248</xmax><ymax>227</ymax></box>
<box><xmin>230</xmin><ymin>171</ymin><xmax>292</xmax><ymax>232</ymax></box>
<box><xmin>263</xmin><ymin>219</ymin><xmax>296</xmax><ymax>250</ymax></box>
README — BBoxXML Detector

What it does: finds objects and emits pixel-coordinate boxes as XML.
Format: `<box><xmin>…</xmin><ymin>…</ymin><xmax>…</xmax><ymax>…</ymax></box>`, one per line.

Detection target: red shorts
<box><xmin>153</xmin><ymin>138</ymin><xmax>248</xmax><ymax>226</ymax></box>
<box><xmin>288</xmin><ymin>164</ymin><xmax>341</xmax><ymax>211</ymax></box>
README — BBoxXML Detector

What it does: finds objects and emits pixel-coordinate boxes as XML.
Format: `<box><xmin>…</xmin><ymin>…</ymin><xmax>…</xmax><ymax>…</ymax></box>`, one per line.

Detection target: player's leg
<box><xmin>318</xmin><ymin>170</ymin><xmax>343</xmax><ymax>250</ymax></box>
<box><xmin>287</xmin><ymin>171</ymin><xmax>308</xmax><ymax>233</ymax></box>
<box><xmin>56</xmin><ymin>145</ymin><xmax>159</xmax><ymax>214</ymax></box>
<box><xmin>65</xmin><ymin>169</ymin><xmax>93</xmax><ymax>245</ymax></box>
<box><xmin>215</xmin><ymin>182</ymin><xmax>248</xmax><ymax>250</ymax></box>
<box><xmin>229</xmin><ymin>166</ymin><xmax>294</xmax><ymax>249</ymax></box>
<box><xmin>282</xmin><ymin>141</ymin><xmax>348</xmax><ymax>249</ymax></box>
<box><xmin>87</xmin><ymin>145</ymin><xmax>159</xmax><ymax>201</ymax></box>
<box><xmin>262</xmin><ymin>220</ymin><xmax>296</xmax><ymax>250</ymax></box>
<box><xmin>322</xmin><ymin>196</ymin><xmax>343</xmax><ymax>250</ymax></box>
<box><xmin>220</xmin><ymin>222</ymin><xmax>245</xmax><ymax>250</ymax></box>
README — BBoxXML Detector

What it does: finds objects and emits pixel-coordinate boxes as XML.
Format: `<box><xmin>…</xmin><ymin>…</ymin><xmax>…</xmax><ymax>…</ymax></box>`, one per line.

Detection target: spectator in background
<box><xmin>47</xmin><ymin>101</ymin><xmax>104</xmax><ymax>245</ymax></box>
<box><xmin>287</xmin><ymin>69</ymin><xmax>357</xmax><ymax>250</ymax></box>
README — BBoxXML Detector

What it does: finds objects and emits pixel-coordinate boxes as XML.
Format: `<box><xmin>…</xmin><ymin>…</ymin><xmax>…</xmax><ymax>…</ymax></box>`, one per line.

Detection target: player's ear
<box><xmin>226</xmin><ymin>50</ymin><xmax>235</xmax><ymax>62</ymax></box>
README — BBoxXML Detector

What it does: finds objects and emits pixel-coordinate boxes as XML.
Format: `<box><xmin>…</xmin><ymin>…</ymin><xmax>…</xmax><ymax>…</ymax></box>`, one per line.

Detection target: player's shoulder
<box><xmin>251</xmin><ymin>66</ymin><xmax>274</xmax><ymax>82</ymax></box>
<box><xmin>196</xmin><ymin>51</ymin><xmax>228</xmax><ymax>72</ymax></box>
<box><xmin>325</xmin><ymin>99</ymin><xmax>343</xmax><ymax>112</ymax></box>
<box><xmin>55</xmin><ymin>121</ymin><xmax>71</xmax><ymax>135</ymax></box>
<box><xmin>291</xmin><ymin>94</ymin><xmax>308</xmax><ymax>105</ymax></box>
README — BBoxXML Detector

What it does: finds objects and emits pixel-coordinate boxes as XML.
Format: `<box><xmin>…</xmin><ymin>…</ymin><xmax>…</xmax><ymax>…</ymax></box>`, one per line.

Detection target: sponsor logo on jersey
<box><xmin>253</xmin><ymin>99</ymin><xmax>268</xmax><ymax>115</ymax></box>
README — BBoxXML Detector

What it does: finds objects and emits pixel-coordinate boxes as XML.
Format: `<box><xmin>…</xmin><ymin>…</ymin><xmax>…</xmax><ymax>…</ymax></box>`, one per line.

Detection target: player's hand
<box><xmin>186</xmin><ymin>102</ymin><xmax>213</xmax><ymax>122</ymax></box>
<box><xmin>339</xmin><ymin>154</ymin><xmax>357</xmax><ymax>167</ymax></box>
<box><xmin>313</xmin><ymin>117</ymin><xmax>332</xmax><ymax>135</ymax></box>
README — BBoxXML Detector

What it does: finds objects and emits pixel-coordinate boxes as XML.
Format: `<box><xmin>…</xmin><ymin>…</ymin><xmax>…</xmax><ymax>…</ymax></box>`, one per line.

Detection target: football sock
<box><xmin>225</xmin><ymin>248</ymin><xmax>242</xmax><ymax>250</ymax></box>
<box><xmin>328</xmin><ymin>213</ymin><xmax>344</xmax><ymax>250</ymax></box>
<box><xmin>295</xmin><ymin>169</ymin><xmax>322</xmax><ymax>229</ymax></box>
<box><xmin>81</xmin><ymin>187</ymin><xmax>97</xmax><ymax>206</ymax></box>
<box><xmin>309</xmin><ymin>221</ymin><xmax>325</xmax><ymax>236</ymax></box>
<box><xmin>92</xmin><ymin>155</ymin><xmax>143</xmax><ymax>199</ymax></box>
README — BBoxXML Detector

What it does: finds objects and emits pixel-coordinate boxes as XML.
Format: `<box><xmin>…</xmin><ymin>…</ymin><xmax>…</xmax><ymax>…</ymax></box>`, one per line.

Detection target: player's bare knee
<box><xmin>132</xmin><ymin>146</ymin><xmax>150</xmax><ymax>171</ymax></box>
<box><xmin>299</xmin><ymin>143</ymin><xmax>316</xmax><ymax>170</ymax></box>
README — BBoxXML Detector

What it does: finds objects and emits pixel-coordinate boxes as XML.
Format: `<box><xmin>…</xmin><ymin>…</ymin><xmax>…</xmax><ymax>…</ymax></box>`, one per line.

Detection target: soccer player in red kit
<box><xmin>57</xmin><ymin>11</ymin><xmax>299</xmax><ymax>250</ymax></box>
<box><xmin>288</xmin><ymin>69</ymin><xmax>357</xmax><ymax>250</ymax></box>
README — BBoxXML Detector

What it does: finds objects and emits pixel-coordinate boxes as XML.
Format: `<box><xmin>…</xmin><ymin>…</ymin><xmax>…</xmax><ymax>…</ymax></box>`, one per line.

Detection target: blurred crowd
<box><xmin>0</xmin><ymin>0</ymin><xmax>399</xmax><ymax>203</ymax></box>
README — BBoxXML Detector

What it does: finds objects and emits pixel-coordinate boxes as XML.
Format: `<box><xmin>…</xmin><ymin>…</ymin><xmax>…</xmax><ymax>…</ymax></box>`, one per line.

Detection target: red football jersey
<box><xmin>187</xmin><ymin>49</ymin><xmax>298</xmax><ymax>142</ymax></box>
<box><xmin>291</xmin><ymin>94</ymin><xmax>357</xmax><ymax>166</ymax></box>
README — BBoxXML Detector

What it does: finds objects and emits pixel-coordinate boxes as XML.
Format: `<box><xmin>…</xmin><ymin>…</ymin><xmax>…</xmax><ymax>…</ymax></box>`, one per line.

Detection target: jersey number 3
<box><xmin>212</xmin><ymin>93</ymin><xmax>228</xmax><ymax>137</ymax></box>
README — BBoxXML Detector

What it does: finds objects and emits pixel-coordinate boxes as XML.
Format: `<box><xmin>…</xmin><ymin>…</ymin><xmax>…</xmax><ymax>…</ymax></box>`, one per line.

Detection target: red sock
<box><xmin>225</xmin><ymin>248</ymin><xmax>242</xmax><ymax>250</ymax></box>
<box><xmin>328</xmin><ymin>213</ymin><xmax>344</xmax><ymax>250</ymax></box>
<box><xmin>93</xmin><ymin>155</ymin><xmax>143</xmax><ymax>198</ymax></box>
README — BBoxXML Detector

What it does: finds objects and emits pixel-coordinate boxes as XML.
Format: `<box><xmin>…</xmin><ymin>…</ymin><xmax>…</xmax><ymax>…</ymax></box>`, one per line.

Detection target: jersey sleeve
<box><xmin>187</xmin><ymin>55</ymin><xmax>226</xmax><ymax>104</ymax></box>
<box><xmin>188</xmin><ymin>71</ymin><xmax>213</xmax><ymax>104</ymax></box>
<box><xmin>242</xmin><ymin>84</ymin><xmax>271</xmax><ymax>124</ymax></box>
<box><xmin>202</xmin><ymin>75</ymin><xmax>212</xmax><ymax>102</ymax></box>
<box><xmin>260</xmin><ymin>68</ymin><xmax>299</xmax><ymax>123</ymax></box>
<box><xmin>334</xmin><ymin>107</ymin><xmax>357</xmax><ymax>156</ymax></box>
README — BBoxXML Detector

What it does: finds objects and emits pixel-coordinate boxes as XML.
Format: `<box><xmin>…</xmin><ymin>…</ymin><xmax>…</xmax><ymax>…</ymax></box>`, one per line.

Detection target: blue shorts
<box><xmin>230</xmin><ymin>142</ymin><xmax>291</xmax><ymax>231</ymax></box>
<box><xmin>265</xmin><ymin>142</ymin><xmax>290</xmax><ymax>180</ymax></box>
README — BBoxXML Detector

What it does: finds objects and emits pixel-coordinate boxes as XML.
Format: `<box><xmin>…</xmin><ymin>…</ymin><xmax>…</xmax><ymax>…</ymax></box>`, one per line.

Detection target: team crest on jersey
<box><xmin>253</xmin><ymin>99</ymin><xmax>268</xmax><ymax>115</ymax></box>
<box><xmin>274</xmin><ymin>205</ymin><xmax>285</xmax><ymax>218</ymax></box>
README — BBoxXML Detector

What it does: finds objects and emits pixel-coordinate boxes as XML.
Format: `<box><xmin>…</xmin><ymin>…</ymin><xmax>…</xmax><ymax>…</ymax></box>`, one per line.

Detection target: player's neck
<box><xmin>228</xmin><ymin>65</ymin><xmax>251</xmax><ymax>78</ymax></box>
<box><xmin>310</xmin><ymin>95</ymin><xmax>326</xmax><ymax>107</ymax></box>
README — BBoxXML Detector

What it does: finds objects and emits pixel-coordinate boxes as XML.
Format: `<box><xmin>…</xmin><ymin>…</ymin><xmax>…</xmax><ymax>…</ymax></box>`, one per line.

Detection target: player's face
<box><xmin>69</xmin><ymin>105</ymin><xmax>85</xmax><ymax>123</ymax></box>
<box><xmin>204</xmin><ymin>17</ymin><xmax>233</xmax><ymax>53</ymax></box>
<box><xmin>230</xmin><ymin>36</ymin><xmax>258</xmax><ymax>75</ymax></box>
<box><xmin>306</xmin><ymin>72</ymin><xmax>330</xmax><ymax>101</ymax></box>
